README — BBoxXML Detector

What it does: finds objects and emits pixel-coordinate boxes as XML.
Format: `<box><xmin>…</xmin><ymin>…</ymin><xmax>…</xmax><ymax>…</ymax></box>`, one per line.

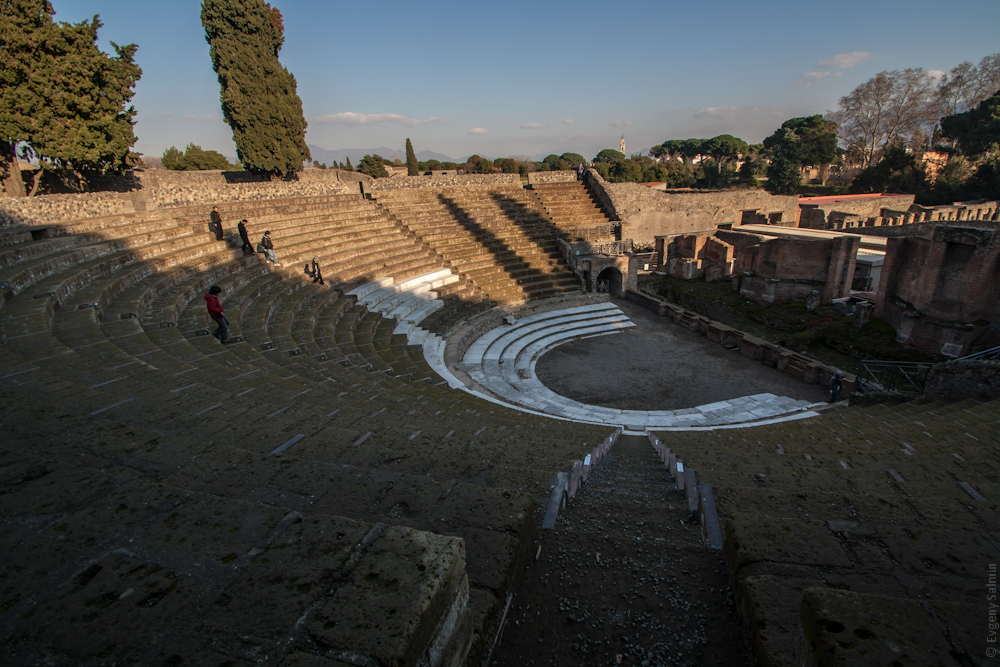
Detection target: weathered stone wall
<box><xmin>585</xmin><ymin>170</ymin><xmax>799</xmax><ymax>246</ymax></box>
<box><xmin>527</xmin><ymin>171</ymin><xmax>577</xmax><ymax>184</ymax></box>
<box><xmin>0</xmin><ymin>192</ymin><xmax>133</xmax><ymax>227</ymax></box>
<box><xmin>0</xmin><ymin>169</ymin><xmax>363</xmax><ymax>227</ymax></box>
<box><xmin>924</xmin><ymin>359</ymin><xmax>1000</xmax><ymax>400</ymax></box>
<box><xmin>366</xmin><ymin>173</ymin><xmax>520</xmax><ymax>192</ymax></box>
<box><xmin>798</xmin><ymin>194</ymin><xmax>915</xmax><ymax>229</ymax></box>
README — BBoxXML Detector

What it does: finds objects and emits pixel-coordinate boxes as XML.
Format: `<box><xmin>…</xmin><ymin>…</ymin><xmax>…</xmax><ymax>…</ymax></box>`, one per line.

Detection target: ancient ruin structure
<box><xmin>0</xmin><ymin>169</ymin><xmax>992</xmax><ymax>667</ymax></box>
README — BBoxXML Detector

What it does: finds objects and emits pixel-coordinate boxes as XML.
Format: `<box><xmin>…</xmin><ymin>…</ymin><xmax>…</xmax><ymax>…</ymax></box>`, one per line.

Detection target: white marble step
<box><xmin>347</xmin><ymin>276</ymin><xmax>393</xmax><ymax>300</ymax></box>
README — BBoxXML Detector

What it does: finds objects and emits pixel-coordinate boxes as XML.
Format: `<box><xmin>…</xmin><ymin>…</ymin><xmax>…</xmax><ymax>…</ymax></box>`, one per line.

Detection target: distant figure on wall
<box><xmin>577</xmin><ymin>163</ymin><xmax>585</xmax><ymax>180</ymax></box>
<box><xmin>311</xmin><ymin>256</ymin><xmax>324</xmax><ymax>285</ymax></box>
<box><xmin>258</xmin><ymin>231</ymin><xmax>280</xmax><ymax>266</ymax></box>
<box><xmin>209</xmin><ymin>206</ymin><xmax>225</xmax><ymax>241</ymax></box>
<box><xmin>237</xmin><ymin>219</ymin><xmax>254</xmax><ymax>254</ymax></box>
<box><xmin>829</xmin><ymin>370</ymin><xmax>843</xmax><ymax>403</ymax></box>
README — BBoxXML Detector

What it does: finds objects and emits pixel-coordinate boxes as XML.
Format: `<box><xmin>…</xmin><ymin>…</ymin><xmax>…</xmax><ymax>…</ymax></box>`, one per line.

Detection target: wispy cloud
<box><xmin>313</xmin><ymin>112</ymin><xmax>451</xmax><ymax>127</ymax></box>
<box><xmin>184</xmin><ymin>114</ymin><xmax>199</xmax><ymax>119</ymax></box>
<box><xmin>468</xmin><ymin>127</ymin><xmax>489</xmax><ymax>135</ymax></box>
<box><xmin>205</xmin><ymin>113</ymin><xmax>221</xmax><ymax>120</ymax></box>
<box><xmin>610</xmin><ymin>120</ymin><xmax>632</xmax><ymax>127</ymax></box>
<box><xmin>818</xmin><ymin>51</ymin><xmax>873</xmax><ymax>69</ymax></box>
<box><xmin>563</xmin><ymin>119</ymin><xmax>575</xmax><ymax>124</ymax></box>
<box><xmin>927</xmin><ymin>69</ymin><xmax>946</xmax><ymax>80</ymax></box>
<box><xmin>158</xmin><ymin>111</ymin><xmax>172</xmax><ymax>117</ymax></box>
<box><xmin>694</xmin><ymin>105</ymin><xmax>801</xmax><ymax>120</ymax></box>
<box><xmin>793</xmin><ymin>71</ymin><xmax>841</xmax><ymax>87</ymax></box>
<box><xmin>520</xmin><ymin>122</ymin><xmax>544</xmax><ymax>129</ymax></box>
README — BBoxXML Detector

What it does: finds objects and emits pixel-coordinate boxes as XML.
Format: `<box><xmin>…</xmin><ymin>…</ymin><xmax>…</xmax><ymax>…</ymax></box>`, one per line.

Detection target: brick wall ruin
<box><xmin>800</xmin><ymin>194</ymin><xmax>999</xmax><ymax>232</ymax></box>
<box><xmin>527</xmin><ymin>171</ymin><xmax>578</xmax><ymax>184</ymax></box>
<box><xmin>799</xmin><ymin>194</ymin><xmax>915</xmax><ymax>229</ymax></box>
<box><xmin>874</xmin><ymin>225</ymin><xmax>1000</xmax><ymax>357</ymax></box>
<box><xmin>366</xmin><ymin>173</ymin><xmax>521</xmax><ymax>192</ymax></box>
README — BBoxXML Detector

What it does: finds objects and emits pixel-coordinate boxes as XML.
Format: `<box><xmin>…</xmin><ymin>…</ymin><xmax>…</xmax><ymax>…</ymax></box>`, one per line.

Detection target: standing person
<box><xmin>577</xmin><ymin>162</ymin><xmax>585</xmax><ymax>180</ymax></box>
<box><xmin>237</xmin><ymin>219</ymin><xmax>254</xmax><ymax>254</ymax></box>
<box><xmin>259</xmin><ymin>231</ymin><xmax>280</xmax><ymax>266</ymax></box>
<box><xmin>829</xmin><ymin>370</ymin><xmax>843</xmax><ymax>403</ymax></box>
<box><xmin>311</xmin><ymin>256</ymin><xmax>324</xmax><ymax>285</ymax></box>
<box><xmin>204</xmin><ymin>285</ymin><xmax>229</xmax><ymax>344</ymax></box>
<box><xmin>209</xmin><ymin>206</ymin><xmax>225</xmax><ymax>241</ymax></box>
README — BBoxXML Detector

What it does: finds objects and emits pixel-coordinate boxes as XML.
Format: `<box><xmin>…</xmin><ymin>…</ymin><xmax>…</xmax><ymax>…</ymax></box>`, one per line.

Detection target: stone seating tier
<box><xmin>659</xmin><ymin>397</ymin><xmax>998</xmax><ymax>666</ymax></box>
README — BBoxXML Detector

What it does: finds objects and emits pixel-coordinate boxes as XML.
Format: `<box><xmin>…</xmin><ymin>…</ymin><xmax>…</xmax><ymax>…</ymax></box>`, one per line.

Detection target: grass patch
<box><xmin>639</xmin><ymin>275</ymin><xmax>940</xmax><ymax>372</ymax></box>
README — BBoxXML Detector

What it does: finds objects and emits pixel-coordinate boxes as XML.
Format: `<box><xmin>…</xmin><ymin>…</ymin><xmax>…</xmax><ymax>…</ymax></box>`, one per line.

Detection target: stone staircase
<box><xmin>527</xmin><ymin>180</ymin><xmax>616</xmax><ymax>243</ymax></box>
<box><xmin>657</xmin><ymin>398</ymin><xmax>999</xmax><ymax>666</ymax></box>
<box><xmin>0</xmin><ymin>193</ymin><xmax>613</xmax><ymax>667</ymax></box>
<box><xmin>369</xmin><ymin>185</ymin><xmax>581</xmax><ymax>309</ymax></box>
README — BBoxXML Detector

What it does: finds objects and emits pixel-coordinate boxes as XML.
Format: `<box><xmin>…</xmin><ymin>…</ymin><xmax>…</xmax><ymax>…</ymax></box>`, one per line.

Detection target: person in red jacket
<box><xmin>205</xmin><ymin>285</ymin><xmax>229</xmax><ymax>343</ymax></box>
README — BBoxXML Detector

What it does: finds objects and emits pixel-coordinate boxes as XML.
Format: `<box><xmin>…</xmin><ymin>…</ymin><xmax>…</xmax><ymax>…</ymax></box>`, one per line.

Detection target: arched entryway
<box><xmin>595</xmin><ymin>267</ymin><xmax>623</xmax><ymax>295</ymax></box>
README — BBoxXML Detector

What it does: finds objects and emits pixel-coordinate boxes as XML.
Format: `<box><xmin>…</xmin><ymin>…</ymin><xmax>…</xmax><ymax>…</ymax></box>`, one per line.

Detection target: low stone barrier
<box><xmin>542</xmin><ymin>428</ymin><xmax>621</xmax><ymax>529</ymax></box>
<box><xmin>527</xmin><ymin>171</ymin><xmax>577</xmax><ymax>184</ymax></box>
<box><xmin>646</xmin><ymin>432</ymin><xmax>723</xmax><ymax>549</ymax></box>
<box><xmin>626</xmin><ymin>288</ymin><xmax>854</xmax><ymax>396</ymax></box>
<box><xmin>367</xmin><ymin>173</ymin><xmax>521</xmax><ymax>192</ymax></box>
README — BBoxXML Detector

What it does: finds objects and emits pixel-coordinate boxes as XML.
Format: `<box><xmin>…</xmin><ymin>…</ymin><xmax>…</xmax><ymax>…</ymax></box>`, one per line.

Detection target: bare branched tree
<box><xmin>937</xmin><ymin>52</ymin><xmax>1000</xmax><ymax>116</ymax></box>
<box><xmin>830</xmin><ymin>68</ymin><xmax>939</xmax><ymax>168</ymax></box>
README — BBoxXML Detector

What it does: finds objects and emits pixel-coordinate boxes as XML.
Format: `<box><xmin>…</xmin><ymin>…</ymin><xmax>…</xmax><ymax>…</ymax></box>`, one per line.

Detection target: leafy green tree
<box><xmin>476</xmin><ymin>158</ymin><xmax>493</xmax><ymax>173</ymax></box>
<box><xmin>763</xmin><ymin>127</ymin><xmax>804</xmax><ymax>195</ymax></box>
<box><xmin>541</xmin><ymin>154</ymin><xmax>561</xmax><ymax>170</ymax></box>
<box><xmin>594</xmin><ymin>149</ymin><xmax>625</xmax><ymax>163</ymax></box>
<box><xmin>343</xmin><ymin>156</ymin><xmax>353</xmax><ymax>171</ymax></box>
<box><xmin>357</xmin><ymin>154</ymin><xmax>388</xmax><ymax>178</ymax></box>
<box><xmin>499</xmin><ymin>158</ymin><xmax>517</xmax><ymax>173</ymax></box>
<box><xmin>201</xmin><ymin>0</ymin><xmax>310</xmax><ymax>176</ymax></box>
<box><xmin>779</xmin><ymin>116</ymin><xmax>839</xmax><ymax>184</ymax></box>
<box><xmin>848</xmin><ymin>143</ymin><xmax>930</xmax><ymax>197</ymax></box>
<box><xmin>560</xmin><ymin>152</ymin><xmax>585</xmax><ymax>167</ymax></box>
<box><xmin>405</xmin><ymin>138</ymin><xmax>418</xmax><ymax>176</ymax></box>
<box><xmin>940</xmin><ymin>90</ymin><xmax>1000</xmax><ymax>158</ymax></box>
<box><xmin>162</xmin><ymin>146</ymin><xmax>185</xmax><ymax>171</ymax></box>
<box><xmin>425</xmin><ymin>159</ymin><xmax>441</xmax><ymax>171</ymax></box>
<box><xmin>705</xmin><ymin>134</ymin><xmax>749</xmax><ymax>170</ymax></box>
<box><xmin>1</xmin><ymin>0</ymin><xmax>142</xmax><ymax>196</ymax></box>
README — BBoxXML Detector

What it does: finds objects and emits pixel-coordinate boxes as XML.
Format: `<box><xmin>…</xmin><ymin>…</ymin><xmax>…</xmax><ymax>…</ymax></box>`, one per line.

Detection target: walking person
<box><xmin>577</xmin><ymin>162</ymin><xmax>585</xmax><ymax>180</ymax></box>
<box><xmin>311</xmin><ymin>256</ymin><xmax>324</xmax><ymax>285</ymax></box>
<box><xmin>829</xmin><ymin>370</ymin><xmax>844</xmax><ymax>403</ymax></box>
<box><xmin>237</xmin><ymin>219</ymin><xmax>254</xmax><ymax>255</ymax></box>
<box><xmin>258</xmin><ymin>231</ymin><xmax>280</xmax><ymax>266</ymax></box>
<box><xmin>204</xmin><ymin>285</ymin><xmax>230</xmax><ymax>344</ymax></box>
<box><xmin>209</xmin><ymin>206</ymin><xmax>225</xmax><ymax>241</ymax></box>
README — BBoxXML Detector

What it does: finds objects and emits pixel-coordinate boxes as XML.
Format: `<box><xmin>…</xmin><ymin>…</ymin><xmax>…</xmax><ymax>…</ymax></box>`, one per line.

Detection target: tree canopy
<box><xmin>357</xmin><ymin>154</ymin><xmax>388</xmax><ymax>178</ymax></box>
<box><xmin>594</xmin><ymin>149</ymin><xmax>625</xmax><ymax>163</ymax></box>
<box><xmin>1</xmin><ymin>0</ymin><xmax>142</xmax><ymax>196</ymax></box>
<box><xmin>201</xmin><ymin>0</ymin><xmax>310</xmax><ymax>176</ymax></box>
<box><xmin>940</xmin><ymin>89</ymin><xmax>1000</xmax><ymax>158</ymax></box>
<box><xmin>830</xmin><ymin>68</ymin><xmax>938</xmax><ymax>168</ymax></box>
<box><xmin>161</xmin><ymin>143</ymin><xmax>236</xmax><ymax>171</ymax></box>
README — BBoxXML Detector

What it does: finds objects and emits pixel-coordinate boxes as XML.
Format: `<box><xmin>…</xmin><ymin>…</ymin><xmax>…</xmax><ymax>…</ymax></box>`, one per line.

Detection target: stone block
<box><xmin>725</xmin><ymin>516</ymin><xmax>853</xmax><ymax>572</ymax></box>
<box><xmin>799</xmin><ymin>588</ymin><xmax>955</xmax><ymax>667</ymax></box>
<box><xmin>675</xmin><ymin>461</ymin><xmax>685</xmax><ymax>491</ymax></box>
<box><xmin>309</xmin><ymin>526</ymin><xmax>466</xmax><ymax>667</ymax></box>
<box><xmin>684</xmin><ymin>468</ymin><xmax>698</xmax><ymax>512</ymax></box>
<box><xmin>697</xmin><ymin>483</ymin><xmax>723</xmax><ymax>550</ymax></box>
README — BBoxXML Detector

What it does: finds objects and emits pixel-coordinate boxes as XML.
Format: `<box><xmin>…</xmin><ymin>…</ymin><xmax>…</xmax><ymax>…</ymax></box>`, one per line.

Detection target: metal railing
<box><xmin>957</xmin><ymin>345</ymin><xmax>1000</xmax><ymax>361</ymax></box>
<box><xmin>857</xmin><ymin>360</ymin><xmax>934</xmax><ymax>394</ymax></box>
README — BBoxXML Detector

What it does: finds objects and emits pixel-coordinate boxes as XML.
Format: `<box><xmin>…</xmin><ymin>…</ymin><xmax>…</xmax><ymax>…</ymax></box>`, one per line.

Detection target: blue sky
<box><xmin>53</xmin><ymin>0</ymin><xmax>1000</xmax><ymax>161</ymax></box>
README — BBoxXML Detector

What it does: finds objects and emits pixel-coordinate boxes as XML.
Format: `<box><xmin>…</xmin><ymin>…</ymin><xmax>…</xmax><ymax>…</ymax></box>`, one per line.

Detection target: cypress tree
<box><xmin>1</xmin><ymin>0</ymin><xmax>141</xmax><ymax>196</ymax></box>
<box><xmin>405</xmin><ymin>138</ymin><xmax>418</xmax><ymax>176</ymax></box>
<box><xmin>344</xmin><ymin>156</ymin><xmax>353</xmax><ymax>172</ymax></box>
<box><xmin>200</xmin><ymin>0</ymin><xmax>310</xmax><ymax>176</ymax></box>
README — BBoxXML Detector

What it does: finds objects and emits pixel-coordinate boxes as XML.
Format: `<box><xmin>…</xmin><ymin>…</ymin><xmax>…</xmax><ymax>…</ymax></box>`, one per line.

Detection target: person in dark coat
<box><xmin>311</xmin><ymin>256</ymin><xmax>324</xmax><ymax>285</ymax></box>
<box><xmin>209</xmin><ymin>206</ymin><xmax>225</xmax><ymax>241</ymax></box>
<box><xmin>829</xmin><ymin>370</ymin><xmax>843</xmax><ymax>403</ymax></box>
<box><xmin>237</xmin><ymin>219</ymin><xmax>254</xmax><ymax>254</ymax></box>
<box><xmin>205</xmin><ymin>285</ymin><xmax>229</xmax><ymax>343</ymax></box>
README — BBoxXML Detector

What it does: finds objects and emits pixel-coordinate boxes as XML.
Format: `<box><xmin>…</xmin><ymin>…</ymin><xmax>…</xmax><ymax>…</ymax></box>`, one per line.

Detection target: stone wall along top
<box><xmin>147</xmin><ymin>178</ymin><xmax>355</xmax><ymax>209</ymax></box>
<box><xmin>527</xmin><ymin>171</ymin><xmax>578</xmax><ymax>184</ymax></box>
<box><xmin>134</xmin><ymin>168</ymin><xmax>370</xmax><ymax>189</ymax></box>
<box><xmin>366</xmin><ymin>173</ymin><xmax>521</xmax><ymax>192</ymax></box>
<box><xmin>0</xmin><ymin>192</ymin><xmax>131</xmax><ymax>228</ymax></box>
<box><xmin>586</xmin><ymin>170</ymin><xmax>800</xmax><ymax>246</ymax></box>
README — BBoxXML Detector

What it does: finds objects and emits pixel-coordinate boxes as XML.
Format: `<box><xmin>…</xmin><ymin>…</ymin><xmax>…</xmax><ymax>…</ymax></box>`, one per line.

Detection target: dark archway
<box><xmin>595</xmin><ymin>267</ymin><xmax>622</xmax><ymax>295</ymax></box>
